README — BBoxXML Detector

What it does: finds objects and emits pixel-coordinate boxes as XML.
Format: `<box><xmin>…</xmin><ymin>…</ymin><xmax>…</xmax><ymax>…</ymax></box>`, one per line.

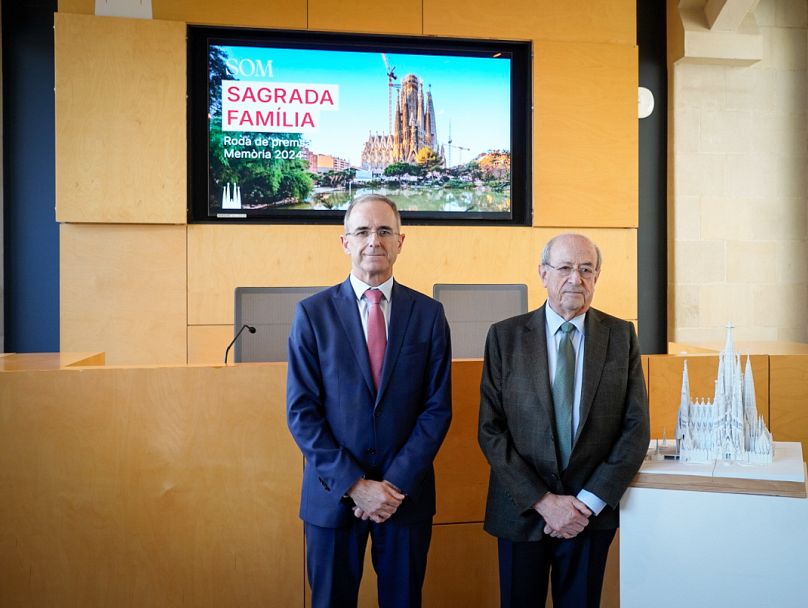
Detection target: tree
<box><xmin>384</xmin><ymin>162</ymin><xmax>422</xmax><ymax>177</ymax></box>
<box><xmin>208</xmin><ymin>46</ymin><xmax>232</xmax><ymax>118</ymax></box>
<box><xmin>415</xmin><ymin>146</ymin><xmax>443</xmax><ymax>171</ymax></box>
<box><xmin>278</xmin><ymin>169</ymin><xmax>315</xmax><ymax>200</ymax></box>
<box><xmin>314</xmin><ymin>168</ymin><xmax>356</xmax><ymax>188</ymax></box>
<box><xmin>208</xmin><ymin>116</ymin><xmax>313</xmax><ymax>206</ymax></box>
<box><xmin>476</xmin><ymin>150</ymin><xmax>511</xmax><ymax>181</ymax></box>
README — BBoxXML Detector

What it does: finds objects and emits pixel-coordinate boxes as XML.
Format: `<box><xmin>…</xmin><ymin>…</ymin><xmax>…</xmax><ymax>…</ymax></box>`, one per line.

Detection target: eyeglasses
<box><xmin>543</xmin><ymin>263</ymin><xmax>598</xmax><ymax>279</ymax></box>
<box><xmin>345</xmin><ymin>228</ymin><xmax>400</xmax><ymax>241</ymax></box>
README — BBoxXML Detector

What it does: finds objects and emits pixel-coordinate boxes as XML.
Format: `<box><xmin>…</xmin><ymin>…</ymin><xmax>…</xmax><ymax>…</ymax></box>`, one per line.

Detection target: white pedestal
<box><xmin>620</xmin><ymin>442</ymin><xmax>808</xmax><ymax>608</ymax></box>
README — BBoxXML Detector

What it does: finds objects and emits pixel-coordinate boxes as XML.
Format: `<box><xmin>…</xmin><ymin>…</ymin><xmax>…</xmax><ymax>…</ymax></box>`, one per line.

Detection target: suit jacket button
<box><xmin>551</xmin><ymin>474</ymin><xmax>558</xmax><ymax>480</ymax></box>
<box><xmin>374</xmin><ymin>409</ymin><xmax>381</xmax><ymax>417</ymax></box>
<box><xmin>366</xmin><ymin>448</ymin><xmax>376</xmax><ymax>455</ymax></box>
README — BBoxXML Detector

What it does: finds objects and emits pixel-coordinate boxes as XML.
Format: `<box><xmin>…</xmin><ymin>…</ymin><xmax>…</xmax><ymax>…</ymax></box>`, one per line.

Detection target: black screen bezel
<box><xmin>187</xmin><ymin>26</ymin><xmax>532</xmax><ymax>226</ymax></box>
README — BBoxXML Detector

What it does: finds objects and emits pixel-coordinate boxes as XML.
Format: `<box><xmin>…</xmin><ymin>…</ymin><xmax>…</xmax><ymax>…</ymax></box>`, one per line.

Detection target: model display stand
<box><xmin>622</xmin><ymin>328</ymin><xmax>808</xmax><ymax>607</ymax></box>
<box><xmin>622</xmin><ymin>442</ymin><xmax>808</xmax><ymax>607</ymax></box>
<box><xmin>637</xmin><ymin>441</ymin><xmax>806</xmax><ymax>498</ymax></box>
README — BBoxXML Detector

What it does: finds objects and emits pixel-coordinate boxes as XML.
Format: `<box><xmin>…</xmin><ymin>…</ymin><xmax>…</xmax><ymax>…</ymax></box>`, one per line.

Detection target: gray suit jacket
<box><xmin>478</xmin><ymin>304</ymin><xmax>649</xmax><ymax>541</ymax></box>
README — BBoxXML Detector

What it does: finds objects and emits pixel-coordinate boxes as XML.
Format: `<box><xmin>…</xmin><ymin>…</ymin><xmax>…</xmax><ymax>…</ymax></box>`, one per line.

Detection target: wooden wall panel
<box><xmin>642</xmin><ymin>355</ymin><xmax>650</xmax><ymax>392</ymax></box>
<box><xmin>647</xmin><ymin>354</ymin><xmax>770</xmax><ymax>440</ymax></box>
<box><xmin>424</xmin><ymin>0</ymin><xmax>635</xmax><ymax>45</ymax></box>
<box><xmin>435</xmin><ymin>360</ymin><xmax>487</xmax><ymax>524</ymax></box>
<box><xmin>770</xmin><ymin>355</ymin><xmax>808</xmax><ymax>456</ymax></box>
<box><xmin>60</xmin><ymin>224</ymin><xmax>187</xmax><ymax>365</ymax></box>
<box><xmin>188</xmin><ymin>325</ymin><xmax>233</xmax><ymax>364</ymax></box>
<box><xmin>55</xmin><ymin>13</ymin><xmax>186</xmax><ymax>223</ymax></box>
<box><xmin>602</xmin><ymin>532</ymin><xmax>621</xmax><ymax>608</ymax></box>
<box><xmin>62</xmin><ymin>1</ymin><xmax>636</xmax><ymax>45</ymax></box>
<box><xmin>155</xmin><ymin>1</ymin><xmax>306</xmax><ymax>27</ymax></box>
<box><xmin>0</xmin><ymin>364</ymin><xmax>303</xmax><ymax>608</ymax></box>
<box><xmin>534</xmin><ymin>40</ymin><xmax>638</xmax><ymax>228</ymax></box>
<box><xmin>55</xmin><ymin>8</ymin><xmax>639</xmax><ymax>364</ymax></box>
<box><xmin>59</xmin><ymin>0</ymin><xmax>92</xmax><ymax>12</ymax></box>
<box><xmin>354</xmin><ymin>551</ymin><xmax>374</xmax><ymax>606</ymax></box>
<box><xmin>59</xmin><ymin>0</ymin><xmax>307</xmax><ymax>27</ymax></box>
<box><xmin>423</xmin><ymin>524</ymin><xmax>499</xmax><ymax>606</ymax></box>
<box><xmin>308</xmin><ymin>0</ymin><xmax>422</xmax><ymax>34</ymax></box>
<box><xmin>360</xmin><ymin>526</ymin><xmax>620</xmax><ymax>608</ymax></box>
<box><xmin>187</xmin><ymin>224</ymin><xmax>638</xmax><ymax>325</ymax></box>
<box><xmin>355</xmin><ymin>523</ymin><xmax>498</xmax><ymax>608</ymax></box>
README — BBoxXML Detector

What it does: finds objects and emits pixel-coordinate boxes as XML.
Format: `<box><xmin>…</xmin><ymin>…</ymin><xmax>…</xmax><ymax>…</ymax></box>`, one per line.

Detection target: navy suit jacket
<box><xmin>287</xmin><ymin>277</ymin><xmax>452</xmax><ymax>528</ymax></box>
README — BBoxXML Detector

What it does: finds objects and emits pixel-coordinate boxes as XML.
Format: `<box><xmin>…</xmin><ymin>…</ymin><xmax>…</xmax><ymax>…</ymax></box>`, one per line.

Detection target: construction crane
<box><xmin>381</xmin><ymin>54</ymin><xmax>400</xmax><ymax>134</ymax></box>
<box><xmin>446</xmin><ymin>123</ymin><xmax>470</xmax><ymax>166</ymax></box>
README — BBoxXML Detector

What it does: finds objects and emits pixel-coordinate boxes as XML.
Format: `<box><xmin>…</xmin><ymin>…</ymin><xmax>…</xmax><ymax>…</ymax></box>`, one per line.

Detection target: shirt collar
<box><xmin>545</xmin><ymin>301</ymin><xmax>586</xmax><ymax>336</ymax></box>
<box><xmin>349</xmin><ymin>274</ymin><xmax>394</xmax><ymax>302</ymax></box>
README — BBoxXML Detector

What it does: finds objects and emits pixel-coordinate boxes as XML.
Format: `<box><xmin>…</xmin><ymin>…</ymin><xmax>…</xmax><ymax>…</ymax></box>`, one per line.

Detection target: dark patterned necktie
<box><xmin>364</xmin><ymin>289</ymin><xmax>386</xmax><ymax>390</ymax></box>
<box><xmin>552</xmin><ymin>322</ymin><xmax>575</xmax><ymax>469</ymax></box>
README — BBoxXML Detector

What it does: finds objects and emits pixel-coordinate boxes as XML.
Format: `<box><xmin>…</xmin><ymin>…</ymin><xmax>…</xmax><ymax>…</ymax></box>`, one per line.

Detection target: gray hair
<box><xmin>343</xmin><ymin>194</ymin><xmax>402</xmax><ymax>232</ymax></box>
<box><xmin>540</xmin><ymin>233</ymin><xmax>603</xmax><ymax>270</ymax></box>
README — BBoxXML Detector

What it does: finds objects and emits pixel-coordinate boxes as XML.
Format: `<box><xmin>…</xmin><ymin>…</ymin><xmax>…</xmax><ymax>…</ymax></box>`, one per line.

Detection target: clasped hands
<box><xmin>348</xmin><ymin>479</ymin><xmax>405</xmax><ymax>524</ymax></box>
<box><xmin>533</xmin><ymin>492</ymin><xmax>592</xmax><ymax>539</ymax></box>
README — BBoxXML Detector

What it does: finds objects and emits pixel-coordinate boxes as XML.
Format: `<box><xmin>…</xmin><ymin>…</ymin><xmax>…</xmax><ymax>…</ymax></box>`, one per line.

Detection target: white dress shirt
<box><xmin>349</xmin><ymin>274</ymin><xmax>393</xmax><ymax>339</ymax></box>
<box><xmin>544</xmin><ymin>303</ymin><xmax>607</xmax><ymax>516</ymax></box>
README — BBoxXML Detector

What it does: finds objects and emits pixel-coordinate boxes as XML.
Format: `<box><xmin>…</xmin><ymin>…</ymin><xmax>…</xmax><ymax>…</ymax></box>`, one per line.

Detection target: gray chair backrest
<box><xmin>433</xmin><ymin>284</ymin><xmax>528</xmax><ymax>358</ymax></box>
<box><xmin>234</xmin><ymin>286</ymin><xmax>327</xmax><ymax>362</ymax></box>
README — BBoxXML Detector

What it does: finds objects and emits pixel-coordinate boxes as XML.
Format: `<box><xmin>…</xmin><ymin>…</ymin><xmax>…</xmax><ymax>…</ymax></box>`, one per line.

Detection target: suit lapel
<box><xmin>526</xmin><ymin>305</ymin><xmax>556</xmax><ymax>426</ymax></box>
<box><xmin>376</xmin><ymin>281</ymin><xmax>413</xmax><ymax>405</ymax></box>
<box><xmin>576</xmin><ymin>309</ymin><xmax>609</xmax><ymax>443</ymax></box>
<box><xmin>332</xmin><ymin>278</ymin><xmax>375</xmax><ymax>396</ymax></box>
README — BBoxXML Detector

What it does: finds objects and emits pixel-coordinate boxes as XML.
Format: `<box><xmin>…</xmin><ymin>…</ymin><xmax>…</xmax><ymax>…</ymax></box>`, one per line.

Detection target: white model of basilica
<box><xmin>675</xmin><ymin>324</ymin><xmax>774</xmax><ymax>464</ymax></box>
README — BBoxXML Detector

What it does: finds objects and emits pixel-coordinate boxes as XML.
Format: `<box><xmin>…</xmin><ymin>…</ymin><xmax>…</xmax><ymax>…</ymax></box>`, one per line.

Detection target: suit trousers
<box><xmin>305</xmin><ymin>518</ymin><xmax>433</xmax><ymax>608</ymax></box>
<box><xmin>497</xmin><ymin>527</ymin><xmax>616</xmax><ymax>608</ymax></box>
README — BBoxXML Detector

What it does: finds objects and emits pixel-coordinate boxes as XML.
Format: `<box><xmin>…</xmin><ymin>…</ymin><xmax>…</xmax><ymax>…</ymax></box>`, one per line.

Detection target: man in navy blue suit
<box><xmin>287</xmin><ymin>194</ymin><xmax>452</xmax><ymax>608</ymax></box>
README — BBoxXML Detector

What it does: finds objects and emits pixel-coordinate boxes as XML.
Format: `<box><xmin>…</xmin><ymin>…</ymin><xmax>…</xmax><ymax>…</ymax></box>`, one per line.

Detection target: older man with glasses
<box><xmin>478</xmin><ymin>233</ymin><xmax>650</xmax><ymax>608</ymax></box>
<box><xmin>286</xmin><ymin>193</ymin><xmax>452</xmax><ymax>608</ymax></box>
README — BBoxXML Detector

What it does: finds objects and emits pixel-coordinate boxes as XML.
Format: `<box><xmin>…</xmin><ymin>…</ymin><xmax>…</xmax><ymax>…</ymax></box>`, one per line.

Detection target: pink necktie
<box><xmin>364</xmin><ymin>289</ymin><xmax>386</xmax><ymax>390</ymax></box>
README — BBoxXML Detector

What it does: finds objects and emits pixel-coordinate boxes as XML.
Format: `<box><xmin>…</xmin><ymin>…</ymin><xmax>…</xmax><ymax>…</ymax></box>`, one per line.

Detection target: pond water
<box><xmin>288</xmin><ymin>186</ymin><xmax>511</xmax><ymax>213</ymax></box>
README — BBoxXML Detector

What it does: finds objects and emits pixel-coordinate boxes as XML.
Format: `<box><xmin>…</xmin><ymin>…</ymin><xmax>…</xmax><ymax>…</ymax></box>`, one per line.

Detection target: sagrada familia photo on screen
<box><xmin>675</xmin><ymin>324</ymin><xmax>774</xmax><ymax>464</ymax></box>
<box><xmin>360</xmin><ymin>73</ymin><xmax>444</xmax><ymax>172</ymax></box>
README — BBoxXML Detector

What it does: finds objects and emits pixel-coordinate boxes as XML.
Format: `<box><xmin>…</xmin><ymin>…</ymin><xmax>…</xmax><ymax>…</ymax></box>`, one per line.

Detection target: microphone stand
<box><xmin>224</xmin><ymin>324</ymin><xmax>256</xmax><ymax>364</ymax></box>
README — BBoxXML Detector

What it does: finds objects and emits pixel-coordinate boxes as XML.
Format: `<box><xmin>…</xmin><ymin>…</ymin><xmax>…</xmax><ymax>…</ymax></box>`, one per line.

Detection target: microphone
<box><xmin>224</xmin><ymin>324</ymin><xmax>256</xmax><ymax>364</ymax></box>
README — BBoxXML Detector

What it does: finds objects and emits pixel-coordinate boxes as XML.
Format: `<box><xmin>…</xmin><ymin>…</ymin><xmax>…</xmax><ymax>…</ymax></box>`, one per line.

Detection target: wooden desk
<box><xmin>0</xmin><ymin>351</ymin><xmax>105</xmax><ymax>371</ymax></box>
<box><xmin>0</xmin><ymin>359</ymin><xmax>501</xmax><ymax>608</ymax></box>
<box><xmin>0</xmin><ymin>362</ymin><xmax>302</xmax><ymax>607</ymax></box>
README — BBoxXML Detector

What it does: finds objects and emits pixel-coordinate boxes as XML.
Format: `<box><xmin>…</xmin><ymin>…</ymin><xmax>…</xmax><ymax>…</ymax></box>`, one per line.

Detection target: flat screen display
<box><xmin>188</xmin><ymin>27</ymin><xmax>531</xmax><ymax>225</ymax></box>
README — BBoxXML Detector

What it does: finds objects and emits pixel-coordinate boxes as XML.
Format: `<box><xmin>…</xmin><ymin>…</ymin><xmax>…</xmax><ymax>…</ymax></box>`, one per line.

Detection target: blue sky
<box><xmin>215</xmin><ymin>44</ymin><xmax>511</xmax><ymax>166</ymax></box>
